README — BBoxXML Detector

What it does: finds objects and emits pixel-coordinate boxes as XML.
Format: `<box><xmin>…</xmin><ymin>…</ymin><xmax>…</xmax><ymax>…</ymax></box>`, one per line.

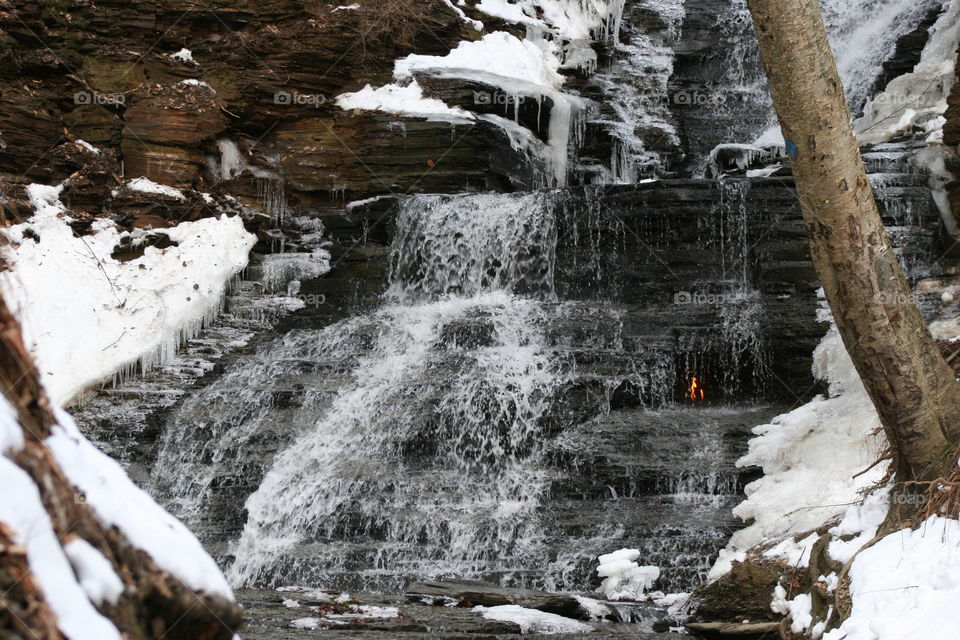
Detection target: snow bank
<box><xmin>595</xmin><ymin>548</ymin><xmax>660</xmax><ymax>601</ymax></box>
<box><xmin>475</xmin><ymin>605</ymin><xmax>594</xmax><ymax>634</ymax></box>
<box><xmin>710</xmin><ymin>306</ymin><xmax>885</xmax><ymax>579</ymax></box>
<box><xmin>0</xmin><ymin>184</ymin><xmax>256</xmax><ymax>406</ymax></box>
<box><xmin>709</xmin><ymin>292</ymin><xmax>960</xmax><ymax>637</ymax></box>
<box><xmin>824</xmin><ymin>517</ymin><xmax>960</xmax><ymax>640</ymax></box>
<box><xmin>46</xmin><ymin>406</ymin><xmax>233</xmax><ymax>598</ymax></box>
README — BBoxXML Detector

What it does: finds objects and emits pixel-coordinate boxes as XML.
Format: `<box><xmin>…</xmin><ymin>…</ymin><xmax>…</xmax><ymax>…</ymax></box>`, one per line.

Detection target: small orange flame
<box><xmin>688</xmin><ymin>376</ymin><xmax>705</xmax><ymax>400</ymax></box>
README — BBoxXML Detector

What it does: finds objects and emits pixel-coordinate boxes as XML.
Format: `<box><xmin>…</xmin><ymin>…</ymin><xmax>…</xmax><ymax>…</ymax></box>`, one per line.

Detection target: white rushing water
<box><xmin>196</xmin><ymin>193</ymin><xmax>567</xmax><ymax>587</ymax></box>
<box><xmin>227</xmin><ymin>292</ymin><xmax>562</xmax><ymax>586</ymax></box>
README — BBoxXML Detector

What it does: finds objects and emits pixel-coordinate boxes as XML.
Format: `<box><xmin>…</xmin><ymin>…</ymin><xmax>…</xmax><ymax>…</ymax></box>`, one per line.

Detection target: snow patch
<box><xmin>574</xmin><ymin>595</ymin><xmax>610</xmax><ymax>620</ymax></box>
<box><xmin>169</xmin><ymin>48</ymin><xmax>197</xmax><ymax>65</ymax></box>
<box><xmin>442</xmin><ymin>0</ymin><xmax>484</xmax><ymax>30</ymax></box>
<box><xmin>75</xmin><ymin>139</ymin><xmax>100</xmax><ymax>154</ymax></box>
<box><xmin>63</xmin><ymin>538</ymin><xmax>125</xmax><ymax>606</ymax></box>
<box><xmin>290</xmin><ymin>617</ymin><xmax>321</xmax><ymax>629</ymax></box>
<box><xmin>178</xmin><ymin>78</ymin><xmax>214</xmax><ymax>90</ymax></box>
<box><xmin>336</xmin><ymin>81</ymin><xmax>475</xmax><ymax>123</ymax></box>
<box><xmin>126</xmin><ymin>176</ymin><xmax>185</xmax><ymax>199</ymax></box>
<box><xmin>763</xmin><ymin>532</ymin><xmax>821</xmax><ymax>568</ymax></box>
<box><xmin>475</xmin><ymin>605</ymin><xmax>594</xmax><ymax>634</ymax></box>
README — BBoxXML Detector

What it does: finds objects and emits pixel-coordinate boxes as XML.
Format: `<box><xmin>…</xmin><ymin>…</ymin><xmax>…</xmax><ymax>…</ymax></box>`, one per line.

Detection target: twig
<box><xmin>73</xmin><ymin>232</ymin><xmax>123</xmax><ymax>306</ymax></box>
<box><xmin>852</xmin><ymin>453</ymin><xmax>892</xmax><ymax>479</ymax></box>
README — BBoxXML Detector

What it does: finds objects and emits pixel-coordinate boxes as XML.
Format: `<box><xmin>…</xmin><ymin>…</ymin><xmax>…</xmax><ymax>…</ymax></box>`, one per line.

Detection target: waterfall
<box><xmin>387</xmin><ymin>193</ymin><xmax>558</xmax><ymax>301</ymax></box>
<box><xmin>144</xmin><ymin>184</ymin><xmax>775</xmax><ymax>593</ymax></box>
<box><xmin>749</xmin><ymin>0</ymin><xmax>945</xmax><ymax>145</ymax></box>
<box><xmin>823</xmin><ymin>0</ymin><xmax>945</xmax><ymax>113</ymax></box>
<box><xmin>151</xmin><ymin>193</ymin><xmax>569</xmax><ymax>589</ymax></box>
<box><xmin>590</xmin><ymin>0</ymin><xmax>947</xmax><ymax>176</ymax></box>
<box><xmin>227</xmin><ymin>291</ymin><xmax>563</xmax><ymax>588</ymax></box>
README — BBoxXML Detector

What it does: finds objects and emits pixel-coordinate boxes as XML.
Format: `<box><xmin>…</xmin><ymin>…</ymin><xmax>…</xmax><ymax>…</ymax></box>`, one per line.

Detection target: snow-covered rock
<box><xmin>126</xmin><ymin>176</ymin><xmax>186</xmax><ymax>199</ymax></box>
<box><xmin>169</xmin><ymin>48</ymin><xmax>197</xmax><ymax>65</ymax></box>
<box><xmin>595</xmin><ymin>548</ymin><xmax>660</xmax><ymax>601</ymax></box>
<box><xmin>0</xmin><ymin>389</ymin><xmax>235</xmax><ymax>638</ymax></box>
<box><xmin>475</xmin><ymin>604</ymin><xmax>594</xmax><ymax>634</ymax></box>
<box><xmin>0</xmin><ymin>401</ymin><xmax>122</xmax><ymax>640</ymax></box>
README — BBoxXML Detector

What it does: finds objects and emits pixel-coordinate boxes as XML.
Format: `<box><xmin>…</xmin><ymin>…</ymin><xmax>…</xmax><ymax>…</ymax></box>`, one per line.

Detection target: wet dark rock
<box><xmin>685</xmin><ymin>621</ymin><xmax>781</xmax><ymax>639</ymax></box>
<box><xmin>868</xmin><ymin>5</ymin><xmax>945</xmax><ymax>106</ymax></box>
<box><xmin>405</xmin><ymin>580</ymin><xmax>588</xmax><ymax>619</ymax></box>
<box><xmin>690</xmin><ymin>559</ymin><xmax>804</xmax><ymax>623</ymax></box>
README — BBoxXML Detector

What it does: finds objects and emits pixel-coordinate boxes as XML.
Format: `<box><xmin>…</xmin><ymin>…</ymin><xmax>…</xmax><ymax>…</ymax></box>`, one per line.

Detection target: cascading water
<box><xmin>147</xmin><ymin>185</ymin><xmax>777</xmax><ymax>594</ymax></box>
<box><xmin>151</xmin><ymin>194</ymin><xmax>564</xmax><ymax>590</ymax></box>
<box><xmin>744</xmin><ymin>0</ymin><xmax>945</xmax><ymax>146</ymax></box>
<box><xmin>227</xmin><ymin>194</ymin><xmax>569</xmax><ymax>588</ymax></box>
<box><xmin>228</xmin><ymin>291</ymin><xmax>563</xmax><ymax>588</ymax></box>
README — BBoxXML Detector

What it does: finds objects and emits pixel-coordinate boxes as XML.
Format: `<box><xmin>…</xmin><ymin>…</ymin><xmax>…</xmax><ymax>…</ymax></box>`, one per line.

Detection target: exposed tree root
<box><xmin>0</xmin><ymin>294</ymin><xmax>243</xmax><ymax>639</ymax></box>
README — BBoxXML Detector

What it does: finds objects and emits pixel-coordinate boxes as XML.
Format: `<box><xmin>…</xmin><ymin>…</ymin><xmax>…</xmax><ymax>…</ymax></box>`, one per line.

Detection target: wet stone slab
<box><xmin>235</xmin><ymin>589</ymin><xmax>684</xmax><ymax>640</ymax></box>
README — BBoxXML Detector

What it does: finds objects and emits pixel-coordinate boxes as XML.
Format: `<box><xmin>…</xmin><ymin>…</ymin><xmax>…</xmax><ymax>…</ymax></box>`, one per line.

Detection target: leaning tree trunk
<box><xmin>746</xmin><ymin>0</ymin><xmax>960</xmax><ymax>523</ymax></box>
<box><xmin>0</xmin><ymin>294</ymin><xmax>244</xmax><ymax>639</ymax></box>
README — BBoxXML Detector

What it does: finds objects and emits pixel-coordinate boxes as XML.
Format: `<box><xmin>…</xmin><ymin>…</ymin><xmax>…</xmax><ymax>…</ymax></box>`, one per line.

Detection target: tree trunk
<box><xmin>745</xmin><ymin>0</ymin><xmax>960</xmax><ymax>522</ymax></box>
<box><xmin>0</xmin><ymin>295</ymin><xmax>244</xmax><ymax>639</ymax></box>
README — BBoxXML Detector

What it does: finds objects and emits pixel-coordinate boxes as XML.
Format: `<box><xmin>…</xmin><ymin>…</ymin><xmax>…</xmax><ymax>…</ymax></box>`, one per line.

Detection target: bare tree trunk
<box><xmin>0</xmin><ymin>296</ymin><xmax>244</xmax><ymax>639</ymax></box>
<box><xmin>746</xmin><ymin>0</ymin><xmax>960</xmax><ymax>522</ymax></box>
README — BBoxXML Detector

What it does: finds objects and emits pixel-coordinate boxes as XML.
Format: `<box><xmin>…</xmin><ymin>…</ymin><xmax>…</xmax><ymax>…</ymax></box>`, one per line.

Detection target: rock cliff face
<box><xmin>3</xmin><ymin>0</ymin><xmax>958</xmax><ymax>217</ymax></box>
<box><xmin>0</xmin><ymin>0</ymin><xmax>540</xmax><ymax>220</ymax></box>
